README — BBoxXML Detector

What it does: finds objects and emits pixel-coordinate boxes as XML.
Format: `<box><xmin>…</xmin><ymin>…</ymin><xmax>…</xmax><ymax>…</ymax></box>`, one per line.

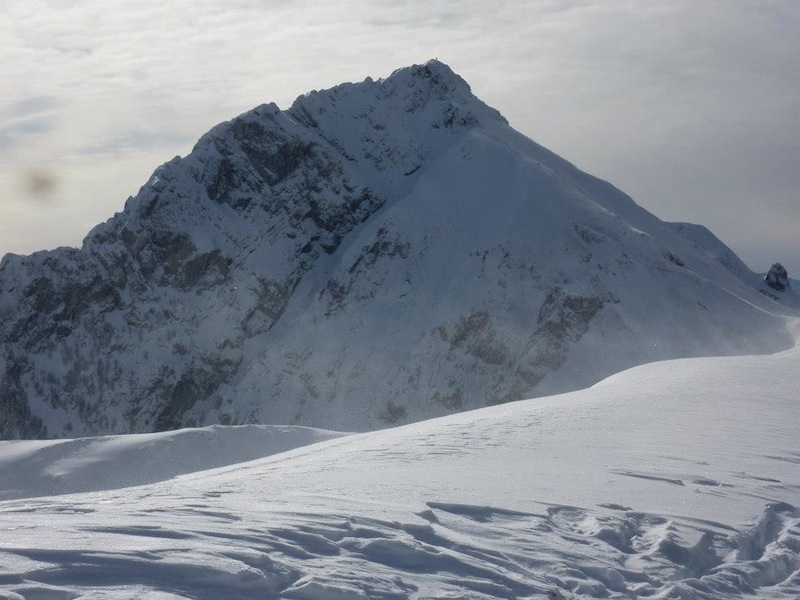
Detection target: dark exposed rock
<box><xmin>665</xmin><ymin>252</ymin><xmax>685</xmax><ymax>268</ymax></box>
<box><xmin>379</xmin><ymin>401</ymin><xmax>408</xmax><ymax>424</ymax></box>
<box><xmin>0</xmin><ymin>354</ymin><xmax>47</xmax><ymax>439</ymax></box>
<box><xmin>448</xmin><ymin>311</ymin><xmax>509</xmax><ymax>366</ymax></box>
<box><xmin>765</xmin><ymin>263</ymin><xmax>790</xmax><ymax>292</ymax></box>
<box><xmin>529</xmin><ymin>287</ymin><xmax>605</xmax><ymax>372</ymax></box>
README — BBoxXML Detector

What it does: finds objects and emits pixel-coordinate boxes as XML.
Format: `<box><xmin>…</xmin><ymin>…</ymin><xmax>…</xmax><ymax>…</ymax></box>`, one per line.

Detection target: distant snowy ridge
<box><xmin>1</xmin><ymin>60</ymin><xmax>798</xmax><ymax>438</ymax></box>
<box><xmin>0</xmin><ymin>345</ymin><xmax>798</xmax><ymax>599</ymax></box>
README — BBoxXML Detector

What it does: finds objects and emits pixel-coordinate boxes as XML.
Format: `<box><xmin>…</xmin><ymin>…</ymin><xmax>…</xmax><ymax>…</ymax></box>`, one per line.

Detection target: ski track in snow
<box><xmin>1</xmin><ymin>349</ymin><xmax>799</xmax><ymax>599</ymax></box>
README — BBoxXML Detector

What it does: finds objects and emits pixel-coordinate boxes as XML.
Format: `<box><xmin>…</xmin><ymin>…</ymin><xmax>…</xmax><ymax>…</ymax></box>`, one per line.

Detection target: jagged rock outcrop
<box><xmin>765</xmin><ymin>262</ymin><xmax>790</xmax><ymax>292</ymax></box>
<box><xmin>1</xmin><ymin>60</ymin><xmax>797</xmax><ymax>438</ymax></box>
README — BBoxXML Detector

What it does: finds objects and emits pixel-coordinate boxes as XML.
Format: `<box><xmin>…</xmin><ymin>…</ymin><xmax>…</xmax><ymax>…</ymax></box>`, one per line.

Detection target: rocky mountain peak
<box><xmin>1</xmin><ymin>62</ymin><xmax>797</xmax><ymax>440</ymax></box>
<box><xmin>385</xmin><ymin>59</ymin><xmax>477</xmax><ymax>101</ymax></box>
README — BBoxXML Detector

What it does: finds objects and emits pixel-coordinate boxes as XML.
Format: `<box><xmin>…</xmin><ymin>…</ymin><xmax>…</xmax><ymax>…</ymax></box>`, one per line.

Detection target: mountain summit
<box><xmin>1</xmin><ymin>61</ymin><xmax>796</xmax><ymax>438</ymax></box>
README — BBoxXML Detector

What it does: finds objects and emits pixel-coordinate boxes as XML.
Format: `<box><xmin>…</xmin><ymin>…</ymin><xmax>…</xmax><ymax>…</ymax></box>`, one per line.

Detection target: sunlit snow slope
<box><xmin>0</xmin><ymin>347</ymin><xmax>798</xmax><ymax>599</ymax></box>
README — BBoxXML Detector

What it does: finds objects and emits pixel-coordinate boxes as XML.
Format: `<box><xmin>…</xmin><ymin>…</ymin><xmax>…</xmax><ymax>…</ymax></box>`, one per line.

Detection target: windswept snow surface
<box><xmin>1</xmin><ymin>348</ymin><xmax>799</xmax><ymax>599</ymax></box>
<box><xmin>0</xmin><ymin>425</ymin><xmax>346</xmax><ymax>501</ymax></box>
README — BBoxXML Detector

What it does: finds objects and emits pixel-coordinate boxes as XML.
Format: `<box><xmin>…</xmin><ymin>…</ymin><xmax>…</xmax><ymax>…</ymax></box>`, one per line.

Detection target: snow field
<box><xmin>0</xmin><ymin>347</ymin><xmax>798</xmax><ymax>598</ymax></box>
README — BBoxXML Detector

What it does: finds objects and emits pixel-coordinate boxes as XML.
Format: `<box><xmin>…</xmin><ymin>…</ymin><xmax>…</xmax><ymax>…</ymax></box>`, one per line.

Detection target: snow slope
<box><xmin>0</xmin><ymin>425</ymin><xmax>346</xmax><ymax>501</ymax></box>
<box><xmin>0</xmin><ymin>347</ymin><xmax>797</xmax><ymax>599</ymax></box>
<box><xmin>1</xmin><ymin>60</ymin><xmax>798</xmax><ymax>439</ymax></box>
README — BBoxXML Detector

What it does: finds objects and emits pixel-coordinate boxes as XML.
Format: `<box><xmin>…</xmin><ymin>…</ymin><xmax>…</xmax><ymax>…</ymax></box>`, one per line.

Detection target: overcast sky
<box><xmin>2</xmin><ymin>0</ymin><xmax>798</xmax><ymax>274</ymax></box>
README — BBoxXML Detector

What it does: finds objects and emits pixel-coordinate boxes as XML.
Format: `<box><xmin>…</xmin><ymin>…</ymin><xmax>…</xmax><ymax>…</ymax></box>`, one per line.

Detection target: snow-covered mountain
<box><xmin>0</xmin><ymin>346</ymin><xmax>798</xmax><ymax>599</ymax></box>
<box><xmin>1</xmin><ymin>60</ymin><xmax>797</xmax><ymax>438</ymax></box>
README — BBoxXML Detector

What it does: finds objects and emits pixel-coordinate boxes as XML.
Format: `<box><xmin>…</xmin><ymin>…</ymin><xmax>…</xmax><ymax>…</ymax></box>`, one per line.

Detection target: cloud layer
<box><xmin>1</xmin><ymin>0</ymin><xmax>798</xmax><ymax>273</ymax></box>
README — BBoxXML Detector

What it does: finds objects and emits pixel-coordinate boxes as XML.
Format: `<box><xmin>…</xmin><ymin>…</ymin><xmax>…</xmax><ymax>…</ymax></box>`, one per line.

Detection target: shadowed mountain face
<box><xmin>0</xmin><ymin>61</ymin><xmax>796</xmax><ymax>439</ymax></box>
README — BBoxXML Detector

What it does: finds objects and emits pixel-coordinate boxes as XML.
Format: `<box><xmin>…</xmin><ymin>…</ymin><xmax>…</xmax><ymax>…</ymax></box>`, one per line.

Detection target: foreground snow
<box><xmin>0</xmin><ymin>349</ymin><xmax>798</xmax><ymax>599</ymax></box>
